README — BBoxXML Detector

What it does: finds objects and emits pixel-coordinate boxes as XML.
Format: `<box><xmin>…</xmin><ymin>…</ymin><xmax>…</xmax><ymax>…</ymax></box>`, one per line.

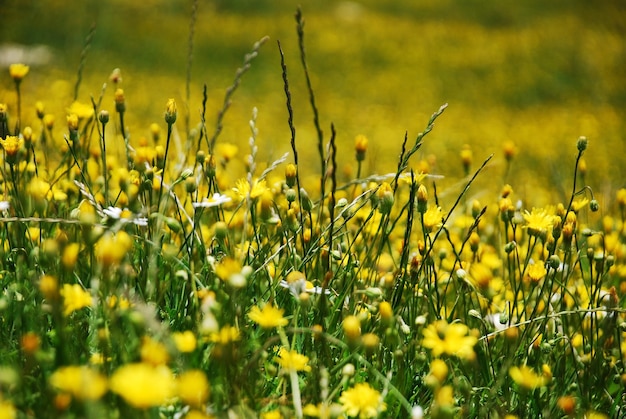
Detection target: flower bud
<box><xmin>114</xmin><ymin>88</ymin><xmax>126</xmax><ymax>113</ymax></box>
<box><xmin>285</xmin><ymin>163</ymin><xmax>297</xmax><ymax>188</ymax></box>
<box><xmin>99</xmin><ymin>110</ymin><xmax>110</xmax><ymax>125</ymax></box>
<box><xmin>355</xmin><ymin>134</ymin><xmax>368</xmax><ymax>162</ymax></box>
<box><xmin>576</xmin><ymin>136</ymin><xmax>588</xmax><ymax>152</ymax></box>
<box><xmin>342</xmin><ymin>315</ymin><xmax>361</xmax><ymax>345</ymax></box>
<box><xmin>165</xmin><ymin>98</ymin><xmax>177</xmax><ymax>124</ymax></box>
<box><xmin>417</xmin><ymin>184</ymin><xmax>428</xmax><ymax>213</ymax></box>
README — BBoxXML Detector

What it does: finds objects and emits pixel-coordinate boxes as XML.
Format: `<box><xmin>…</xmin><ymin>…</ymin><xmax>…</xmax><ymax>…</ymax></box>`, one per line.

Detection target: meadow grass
<box><xmin>1</xmin><ymin>3</ymin><xmax>626</xmax><ymax>419</ymax></box>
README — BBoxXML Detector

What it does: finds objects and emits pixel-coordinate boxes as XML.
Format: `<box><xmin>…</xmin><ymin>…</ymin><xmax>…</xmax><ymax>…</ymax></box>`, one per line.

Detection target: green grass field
<box><xmin>1</xmin><ymin>1</ymin><xmax>625</xmax><ymax>418</ymax></box>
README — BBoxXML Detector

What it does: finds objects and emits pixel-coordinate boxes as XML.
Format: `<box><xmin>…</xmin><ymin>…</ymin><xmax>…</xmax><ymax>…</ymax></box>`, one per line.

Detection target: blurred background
<box><xmin>2</xmin><ymin>0</ymin><xmax>625</xmax><ymax>206</ymax></box>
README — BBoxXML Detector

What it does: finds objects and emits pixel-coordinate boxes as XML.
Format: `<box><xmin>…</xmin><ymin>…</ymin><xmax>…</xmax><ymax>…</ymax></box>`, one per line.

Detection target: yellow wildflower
<box><xmin>208</xmin><ymin>325</ymin><xmax>240</xmax><ymax>345</ymax></box>
<box><xmin>9</xmin><ymin>63</ymin><xmax>29</xmax><ymax>81</ymax></box>
<box><xmin>339</xmin><ymin>382</ymin><xmax>386</xmax><ymax>418</ymax></box>
<box><xmin>0</xmin><ymin>135</ymin><xmax>23</xmax><ymax>165</ymax></box>
<box><xmin>177</xmin><ymin>369</ymin><xmax>210</xmax><ymax>407</ymax></box>
<box><xmin>422</xmin><ymin>206</ymin><xmax>444</xmax><ymax>233</ymax></box>
<box><xmin>67</xmin><ymin>101</ymin><xmax>94</xmax><ymax>120</ymax></box>
<box><xmin>95</xmin><ymin>231</ymin><xmax>133</xmax><ymax>267</ymax></box>
<box><xmin>509</xmin><ymin>365</ymin><xmax>550</xmax><ymax>390</ymax></box>
<box><xmin>434</xmin><ymin>385</ymin><xmax>455</xmax><ymax>406</ymax></box>
<box><xmin>429</xmin><ymin>358</ymin><xmax>449</xmax><ymax>384</ymax></box>
<box><xmin>422</xmin><ymin>320</ymin><xmax>477</xmax><ymax>361</ymax></box>
<box><xmin>215</xmin><ymin>142</ymin><xmax>239</xmax><ymax>163</ymax></box>
<box><xmin>526</xmin><ymin>261</ymin><xmax>547</xmax><ymax>283</ymax></box>
<box><xmin>110</xmin><ymin>363</ymin><xmax>176</xmax><ymax>408</ymax></box>
<box><xmin>61</xmin><ymin>243</ymin><xmax>81</xmax><ymax>270</ymax></box>
<box><xmin>165</xmin><ymin>98</ymin><xmax>177</xmax><ymax>124</ymax></box>
<box><xmin>248</xmin><ymin>304</ymin><xmax>289</xmax><ymax>329</ymax></box>
<box><xmin>0</xmin><ymin>400</ymin><xmax>16</xmax><ymax>419</ymax></box>
<box><xmin>523</xmin><ymin>208</ymin><xmax>554</xmax><ymax>238</ymax></box>
<box><xmin>39</xmin><ymin>274</ymin><xmax>59</xmax><ymax>301</ymax></box>
<box><xmin>60</xmin><ymin>284</ymin><xmax>92</xmax><ymax>316</ymax></box>
<box><xmin>355</xmin><ymin>134</ymin><xmax>368</xmax><ymax>161</ymax></box>
<box><xmin>233</xmin><ymin>178</ymin><xmax>268</xmax><ymax>200</ymax></box>
<box><xmin>49</xmin><ymin>365</ymin><xmax>108</xmax><ymax>401</ymax></box>
<box><xmin>66</xmin><ymin>113</ymin><xmax>79</xmax><ymax>131</ymax></box>
<box><xmin>343</xmin><ymin>315</ymin><xmax>361</xmax><ymax>344</ymax></box>
<box><xmin>173</xmin><ymin>331</ymin><xmax>197</xmax><ymax>353</ymax></box>
<box><xmin>276</xmin><ymin>347</ymin><xmax>311</xmax><ymax>373</ymax></box>
<box><xmin>140</xmin><ymin>336</ymin><xmax>170</xmax><ymax>366</ymax></box>
<box><xmin>261</xmin><ymin>411</ymin><xmax>283</xmax><ymax>419</ymax></box>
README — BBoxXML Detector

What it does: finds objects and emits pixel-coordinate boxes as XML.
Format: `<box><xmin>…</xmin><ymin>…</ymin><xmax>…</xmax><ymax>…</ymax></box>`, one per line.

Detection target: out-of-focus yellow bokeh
<box><xmin>1</xmin><ymin>0</ymin><xmax>624</xmax><ymax>206</ymax></box>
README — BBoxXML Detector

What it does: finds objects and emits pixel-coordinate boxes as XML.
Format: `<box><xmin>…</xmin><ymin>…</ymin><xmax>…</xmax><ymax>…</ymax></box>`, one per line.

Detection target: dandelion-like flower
<box><xmin>177</xmin><ymin>369</ymin><xmax>210</xmax><ymax>407</ymax></box>
<box><xmin>422</xmin><ymin>206</ymin><xmax>445</xmax><ymax>233</ymax></box>
<box><xmin>9</xmin><ymin>63</ymin><xmax>29</xmax><ymax>81</ymax></box>
<box><xmin>523</xmin><ymin>208</ymin><xmax>554</xmax><ymax>238</ymax></box>
<box><xmin>172</xmin><ymin>331</ymin><xmax>197</xmax><ymax>353</ymax></box>
<box><xmin>67</xmin><ymin>101</ymin><xmax>95</xmax><ymax>120</ymax></box>
<box><xmin>165</xmin><ymin>98</ymin><xmax>177</xmax><ymax>124</ymax></box>
<box><xmin>526</xmin><ymin>261</ymin><xmax>547</xmax><ymax>283</ymax></box>
<box><xmin>339</xmin><ymin>382</ymin><xmax>386</xmax><ymax>418</ymax></box>
<box><xmin>110</xmin><ymin>363</ymin><xmax>176</xmax><ymax>408</ymax></box>
<box><xmin>275</xmin><ymin>347</ymin><xmax>311</xmax><ymax>373</ymax></box>
<box><xmin>509</xmin><ymin>365</ymin><xmax>550</xmax><ymax>390</ymax></box>
<box><xmin>0</xmin><ymin>135</ymin><xmax>24</xmax><ymax>165</ymax></box>
<box><xmin>248</xmin><ymin>304</ymin><xmax>289</xmax><ymax>329</ymax></box>
<box><xmin>60</xmin><ymin>284</ymin><xmax>92</xmax><ymax>316</ymax></box>
<box><xmin>233</xmin><ymin>178</ymin><xmax>268</xmax><ymax>200</ymax></box>
<box><xmin>208</xmin><ymin>325</ymin><xmax>240</xmax><ymax>345</ymax></box>
<box><xmin>422</xmin><ymin>320</ymin><xmax>477</xmax><ymax>361</ymax></box>
<box><xmin>49</xmin><ymin>365</ymin><xmax>108</xmax><ymax>401</ymax></box>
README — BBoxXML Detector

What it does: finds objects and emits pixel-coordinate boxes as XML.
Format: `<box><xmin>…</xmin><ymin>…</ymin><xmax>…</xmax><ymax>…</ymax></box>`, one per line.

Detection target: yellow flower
<box><xmin>49</xmin><ymin>365</ymin><xmax>108</xmax><ymax>401</ymax></box>
<box><xmin>0</xmin><ymin>135</ymin><xmax>24</xmax><ymax>165</ymax></box>
<box><xmin>0</xmin><ymin>400</ymin><xmax>16</xmax><ymax>419</ymax></box>
<box><xmin>66</xmin><ymin>113</ymin><xmax>79</xmax><ymax>131</ymax></box>
<box><xmin>429</xmin><ymin>358</ymin><xmax>449</xmax><ymax>384</ymax></box>
<box><xmin>434</xmin><ymin>385</ymin><xmax>454</xmax><ymax>407</ymax></box>
<box><xmin>422</xmin><ymin>206</ymin><xmax>444</xmax><ymax>233</ymax></box>
<box><xmin>523</xmin><ymin>208</ymin><xmax>554</xmax><ymax>238</ymax></box>
<box><xmin>110</xmin><ymin>363</ymin><xmax>176</xmax><ymax>408</ymax></box>
<box><xmin>61</xmin><ymin>243</ymin><xmax>81</xmax><ymax>270</ymax></box>
<box><xmin>67</xmin><ymin>101</ymin><xmax>94</xmax><ymax>120</ymax></box>
<box><xmin>422</xmin><ymin>320</ymin><xmax>477</xmax><ymax>361</ymax></box>
<box><xmin>261</xmin><ymin>410</ymin><xmax>283</xmax><ymax>419</ymax></box>
<box><xmin>39</xmin><ymin>275</ymin><xmax>59</xmax><ymax>301</ymax></box>
<box><xmin>571</xmin><ymin>197</ymin><xmax>589</xmax><ymax>213</ymax></box>
<box><xmin>526</xmin><ymin>261</ymin><xmax>547</xmax><ymax>283</ymax></box>
<box><xmin>248</xmin><ymin>304</ymin><xmax>289</xmax><ymax>329</ymax></box>
<box><xmin>9</xmin><ymin>63</ymin><xmax>29</xmax><ymax>81</ymax></box>
<box><xmin>60</xmin><ymin>284</ymin><xmax>92</xmax><ymax>316</ymax></box>
<box><xmin>342</xmin><ymin>315</ymin><xmax>361</xmax><ymax>343</ymax></box>
<box><xmin>173</xmin><ymin>331</ymin><xmax>197</xmax><ymax>353</ymax></box>
<box><xmin>140</xmin><ymin>336</ymin><xmax>170</xmax><ymax>366</ymax></box>
<box><xmin>95</xmin><ymin>231</ymin><xmax>133</xmax><ymax>267</ymax></box>
<box><xmin>355</xmin><ymin>134</ymin><xmax>368</xmax><ymax>161</ymax></box>
<box><xmin>233</xmin><ymin>178</ymin><xmax>269</xmax><ymax>200</ymax></box>
<box><xmin>177</xmin><ymin>369</ymin><xmax>210</xmax><ymax>407</ymax></box>
<box><xmin>165</xmin><ymin>98</ymin><xmax>177</xmax><ymax>124</ymax></box>
<box><xmin>215</xmin><ymin>142</ymin><xmax>239</xmax><ymax>163</ymax></box>
<box><xmin>339</xmin><ymin>382</ymin><xmax>386</xmax><ymax>418</ymax></box>
<box><xmin>509</xmin><ymin>365</ymin><xmax>550</xmax><ymax>390</ymax></box>
<box><xmin>276</xmin><ymin>347</ymin><xmax>311</xmax><ymax>373</ymax></box>
<box><xmin>208</xmin><ymin>325</ymin><xmax>240</xmax><ymax>345</ymax></box>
